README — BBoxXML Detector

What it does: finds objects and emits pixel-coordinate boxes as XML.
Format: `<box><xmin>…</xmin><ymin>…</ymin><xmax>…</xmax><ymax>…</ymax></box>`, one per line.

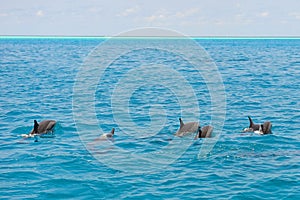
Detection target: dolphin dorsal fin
<box><xmin>111</xmin><ymin>128</ymin><xmax>115</xmax><ymax>135</ymax></box>
<box><xmin>198</xmin><ymin>126</ymin><xmax>202</xmax><ymax>138</ymax></box>
<box><xmin>179</xmin><ymin>118</ymin><xmax>184</xmax><ymax>128</ymax></box>
<box><xmin>33</xmin><ymin>120</ymin><xmax>39</xmax><ymax>133</ymax></box>
<box><xmin>248</xmin><ymin>116</ymin><xmax>254</xmax><ymax>128</ymax></box>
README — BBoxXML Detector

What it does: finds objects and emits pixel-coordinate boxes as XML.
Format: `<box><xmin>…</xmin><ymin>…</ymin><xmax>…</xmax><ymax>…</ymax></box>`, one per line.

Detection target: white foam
<box><xmin>21</xmin><ymin>134</ymin><xmax>35</xmax><ymax>138</ymax></box>
<box><xmin>254</xmin><ymin>130</ymin><xmax>264</xmax><ymax>135</ymax></box>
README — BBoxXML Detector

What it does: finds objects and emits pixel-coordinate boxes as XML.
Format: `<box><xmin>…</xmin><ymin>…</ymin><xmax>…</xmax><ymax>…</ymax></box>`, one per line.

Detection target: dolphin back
<box><xmin>37</xmin><ymin>120</ymin><xmax>56</xmax><ymax>134</ymax></box>
<box><xmin>175</xmin><ymin>121</ymin><xmax>199</xmax><ymax>137</ymax></box>
<box><xmin>262</xmin><ymin>121</ymin><xmax>272</xmax><ymax>134</ymax></box>
<box><xmin>201</xmin><ymin>125</ymin><xmax>213</xmax><ymax>138</ymax></box>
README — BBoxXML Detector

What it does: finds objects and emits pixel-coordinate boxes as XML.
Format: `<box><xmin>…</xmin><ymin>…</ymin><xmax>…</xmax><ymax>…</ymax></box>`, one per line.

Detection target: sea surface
<box><xmin>0</xmin><ymin>37</ymin><xmax>299</xmax><ymax>199</ymax></box>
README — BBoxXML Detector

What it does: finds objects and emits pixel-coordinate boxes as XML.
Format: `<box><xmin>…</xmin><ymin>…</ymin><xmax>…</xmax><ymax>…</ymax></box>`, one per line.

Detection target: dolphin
<box><xmin>29</xmin><ymin>120</ymin><xmax>56</xmax><ymax>135</ymax></box>
<box><xmin>243</xmin><ymin>116</ymin><xmax>272</xmax><ymax>134</ymax></box>
<box><xmin>21</xmin><ymin>120</ymin><xmax>56</xmax><ymax>141</ymax></box>
<box><xmin>194</xmin><ymin>125</ymin><xmax>213</xmax><ymax>139</ymax></box>
<box><xmin>86</xmin><ymin>128</ymin><xmax>116</xmax><ymax>153</ymax></box>
<box><xmin>175</xmin><ymin>118</ymin><xmax>199</xmax><ymax>137</ymax></box>
<box><xmin>87</xmin><ymin>128</ymin><xmax>115</xmax><ymax>148</ymax></box>
<box><xmin>98</xmin><ymin>128</ymin><xmax>115</xmax><ymax>140</ymax></box>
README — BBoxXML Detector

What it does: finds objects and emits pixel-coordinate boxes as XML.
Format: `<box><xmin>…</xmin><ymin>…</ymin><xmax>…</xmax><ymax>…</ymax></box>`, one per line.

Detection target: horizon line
<box><xmin>1</xmin><ymin>35</ymin><xmax>300</xmax><ymax>39</ymax></box>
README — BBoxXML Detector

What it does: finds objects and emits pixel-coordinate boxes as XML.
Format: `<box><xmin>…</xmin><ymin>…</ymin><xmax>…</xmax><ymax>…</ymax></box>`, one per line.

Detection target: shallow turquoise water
<box><xmin>0</xmin><ymin>38</ymin><xmax>299</xmax><ymax>199</ymax></box>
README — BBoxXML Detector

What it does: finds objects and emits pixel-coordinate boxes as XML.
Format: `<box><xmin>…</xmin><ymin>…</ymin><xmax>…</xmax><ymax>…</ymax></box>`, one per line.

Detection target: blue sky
<box><xmin>0</xmin><ymin>0</ymin><xmax>299</xmax><ymax>36</ymax></box>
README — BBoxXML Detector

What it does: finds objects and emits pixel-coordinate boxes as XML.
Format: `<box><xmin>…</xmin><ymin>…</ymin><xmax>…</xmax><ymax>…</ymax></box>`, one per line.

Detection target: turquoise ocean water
<box><xmin>0</xmin><ymin>38</ymin><xmax>299</xmax><ymax>199</ymax></box>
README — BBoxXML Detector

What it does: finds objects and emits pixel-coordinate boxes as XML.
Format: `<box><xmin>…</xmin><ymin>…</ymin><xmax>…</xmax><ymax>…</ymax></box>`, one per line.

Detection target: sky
<box><xmin>0</xmin><ymin>0</ymin><xmax>300</xmax><ymax>36</ymax></box>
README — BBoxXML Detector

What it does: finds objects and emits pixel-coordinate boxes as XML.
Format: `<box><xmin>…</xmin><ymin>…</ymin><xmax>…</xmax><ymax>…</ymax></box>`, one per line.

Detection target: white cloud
<box><xmin>289</xmin><ymin>12</ymin><xmax>300</xmax><ymax>20</ymax></box>
<box><xmin>213</xmin><ymin>19</ymin><xmax>223</xmax><ymax>25</ymax></box>
<box><xmin>0</xmin><ymin>13</ymin><xmax>8</xmax><ymax>17</ymax></box>
<box><xmin>118</xmin><ymin>5</ymin><xmax>139</xmax><ymax>17</ymax></box>
<box><xmin>144</xmin><ymin>8</ymin><xmax>199</xmax><ymax>24</ymax></box>
<box><xmin>88</xmin><ymin>7</ymin><xmax>102</xmax><ymax>13</ymax></box>
<box><xmin>145</xmin><ymin>14</ymin><xmax>166</xmax><ymax>22</ymax></box>
<box><xmin>175</xmin><ymin>8</ymin><xmax>199</xmax><ymax>18</ymax></box>
<box><xmin>259</xmin><ymin>11</ymin><xmax>269</xmax><ymax>17</ymax></box>
<box><xmin>36</xmin><ymin>10</ymin><xmax>44</xmax><ymax>17</ymax></box>
<box><xmin>235</xmin><ymin>13</ymin><xmax>253</xmax><ymax>24</ymax></box>
<box><xmin>144</xmin><ymin>8</ymin><xmax>170</xmax><ymax>23</ymax></box>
